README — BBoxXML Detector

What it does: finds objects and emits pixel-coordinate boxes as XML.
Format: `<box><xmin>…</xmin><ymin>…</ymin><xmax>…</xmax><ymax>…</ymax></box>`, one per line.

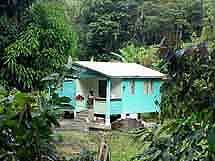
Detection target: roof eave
<box><xmin>108</xmin><ymin>76</ymin><xmax>165</xmax><ymax>79</ymax></box>
<box><xmin>73</xmin><ymin>62</ymin><xmax>110</xmax><ymax>78</ymax></box>
<box><xmin>74</xmin><ymin>62</ymin><xmax>165</xmax><ymax>79</ymax></box>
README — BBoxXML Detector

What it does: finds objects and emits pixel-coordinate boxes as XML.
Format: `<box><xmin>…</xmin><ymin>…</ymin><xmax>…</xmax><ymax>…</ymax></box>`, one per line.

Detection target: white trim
<box><xmin>121</xmin><ymin>114</ymin><xmax>127</xmax><ymax>119</ymax></box>
<box><xmin>74</xmin><ymin>110</ymin><xmax>77</xmax><ymax>118</ymax></box>
<box><xmin>129</xmin><ymin>113</ymin><xmax>138</xmax><ymax>119</ymax></box>
<box><xmin>105</xmin><ymin>118</ymin><xmax>111</xmax><ymax>127</ymax></box>
<box><xmin>105</xmin><ymin>79</ymin><xmax>111</xmax><ymax>128</ymax></box>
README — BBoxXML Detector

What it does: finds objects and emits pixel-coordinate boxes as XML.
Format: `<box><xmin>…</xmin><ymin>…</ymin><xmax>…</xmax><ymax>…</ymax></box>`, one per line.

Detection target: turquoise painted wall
<box><xmin>79</xmin><ymin>70</ymin><xmax>105</xmax><ymax>78</ymax></box>
<box><xmin>110</xmin><ymin>100</ymin><xmax>122</xmax><ymax>114</ymax></box>
<box><xmin>58</xmin><ymin>80</ymin><xmax>76</xmax><ymax>107</ymax></box>
<box><xmin>121</xmin><ymin>79</ymin><xmax>161</xmax><ymax>113</ymax></box>
<box><xmin>58</xmin><ymin>78</ymin><xmax>161</xmax><ymax>114</ymax></box>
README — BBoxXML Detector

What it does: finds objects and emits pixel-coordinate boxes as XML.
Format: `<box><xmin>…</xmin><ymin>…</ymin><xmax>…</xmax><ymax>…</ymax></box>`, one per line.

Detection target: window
<box><xmin>129</xmin><ymin>80</ymin><xmax>135</xmax><ymax>95</ymax></box>
<box><xmin>98</xmin><ymin>80</ymin><xmax>107</xmax><ymax>97</ymax></box>
<box><xmin>144</xmin><ymin>80</ymin><xmax>153</xmax><ymax>95</ymax></box>
<box><xmin>111</xmin><ymin>79</ymin><xmax>121</xmax><ymax>98</ymax></box>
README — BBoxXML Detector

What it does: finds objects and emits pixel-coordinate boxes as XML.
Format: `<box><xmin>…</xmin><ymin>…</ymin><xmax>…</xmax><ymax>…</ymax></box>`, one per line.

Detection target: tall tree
<box><xmin>79</xmin><ymin>0</ymin><xmax>144</xmax><ymax>60</ymax></box>
<box><xmin>0</xmin><ymin>0</ymin><xmax>35</xmax><ymax>21</ymax></box>
<box><xmin>76</xmin><ymin>0</ymin><xmax>204</xmax><ymax>60</ymax></box>
<box><xmin>1</xmin><ymin>1</ymin><xmax>78</xmax><ymax>91</ymax></box>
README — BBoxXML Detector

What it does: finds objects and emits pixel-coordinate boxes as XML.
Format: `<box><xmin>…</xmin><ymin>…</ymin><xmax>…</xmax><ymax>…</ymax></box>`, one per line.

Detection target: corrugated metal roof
<box><xmin>75</xmin><ymin>61</ymin><xmax>164</xmax><ymax>79</ymax></box>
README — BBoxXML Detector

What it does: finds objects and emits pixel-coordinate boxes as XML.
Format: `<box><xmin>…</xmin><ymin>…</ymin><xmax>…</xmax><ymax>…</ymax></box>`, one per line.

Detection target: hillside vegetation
<box><xmin>0</xmin><ymin>0</ymin><xmax>215</xmax><ymax>161</ymax></box>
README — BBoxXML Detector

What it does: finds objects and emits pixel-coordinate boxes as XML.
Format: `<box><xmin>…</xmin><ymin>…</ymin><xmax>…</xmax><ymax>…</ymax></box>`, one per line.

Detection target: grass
<box><xmin>109</xmin><ymin>132</ymin><xmax>139</xmax><ymax>161</ymax></box>
<box><xmin>56</xmin><ymin>130</ymin><xmax>140</xmax><ymax>161</ymax></box>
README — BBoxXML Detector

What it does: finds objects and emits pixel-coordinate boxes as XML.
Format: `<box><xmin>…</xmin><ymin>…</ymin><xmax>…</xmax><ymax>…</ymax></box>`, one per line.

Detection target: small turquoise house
<box><xmin>58</xmin><ymin>61</ymin><xmax>164</xmax><ymax>126</ymax></box>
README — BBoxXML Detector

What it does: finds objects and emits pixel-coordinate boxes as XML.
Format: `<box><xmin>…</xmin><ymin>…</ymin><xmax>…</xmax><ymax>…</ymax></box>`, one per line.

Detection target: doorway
<box><xmin>98</xmin><ymin>80</ymin><xmax>107</xmax><ymax>98</ymax></box>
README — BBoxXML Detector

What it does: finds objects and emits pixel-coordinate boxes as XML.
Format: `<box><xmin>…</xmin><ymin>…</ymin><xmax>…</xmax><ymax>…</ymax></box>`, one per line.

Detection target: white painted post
<box><xmin>129</xmin><ymin>113</ymin><xmax>138</xmax><ymax>119</ymax></box>
<box><xmin>105</xmin><ymin>79</ymin><xmax>111</xmax><ymax>128</ymax></box>
<box><xmin>121</xmin><ymin>114</ymin><xmax>126</xmax><ymax>119</ymax></box>
<box><xmin>74</xmin><ymin>110</ymin><xmax>77</xmax><ymax>118</ymax></box>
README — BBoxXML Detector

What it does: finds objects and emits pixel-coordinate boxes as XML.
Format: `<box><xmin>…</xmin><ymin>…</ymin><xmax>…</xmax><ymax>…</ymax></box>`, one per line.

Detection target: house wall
<box><xmin>57</xmin><ymin>78</ymin><xmax>161</xmax><ymax>114</ymax></box>
<box><xmin>121</xmin><ymin>79</ymin><xmax>161</xmax><ymax>114</ymax></box>
<box><xmin>110</xmin><ymin>99</ymin><xmax>122</xmax><ymax>114</ymax></box>
<box><xmin>93</xmin><ymin>78</ymin><xmax>161</xmax><ymax>115</ymax></box>
<box><xmin>58</xmin><ymin>80</ymin><xmax>76</xmax><ymax>108</ymax></box>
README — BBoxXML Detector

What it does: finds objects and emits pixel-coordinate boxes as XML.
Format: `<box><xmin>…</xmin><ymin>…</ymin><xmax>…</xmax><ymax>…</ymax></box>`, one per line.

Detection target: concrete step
<box><xmin>77</xmin><ymin>111</ymin><xmax>88</xmax><ymax>114</ymax></box>
<box><xmin>77</xmin><ymin>114</ymin><xmax>89</xmax><ymax>118</ymax></box>
<box><xmin>59</xmin><ymin>124</ymin><xmax>86</xmax><ymax>129</ymax></box>
<box><xmin>56</xmin><ymin>118</ymin><xmax>89</xmax><ymax>132</ymax></box>
<box><xmin>78</xmin><ymin>110</ymin><xmax>89</xmax><ymax>113</ymax></box>
<box><xmin>70</xmin><ymin>118</ymin><xmax>86</xmax><ymax>123</ymax></box>
<box><xmin>59</xmin><ymin>122</ymin><xmax>87</xmax><ymax>127</ymax></box>
<box><xmin>56</xmin><ymin>123</ymin><xmax>88</xmax><ymax>130</ymax></box>
<box><xmin>55</xmin><ymin>127</ymin><xmax>88</xmax><ymax>132</ymax></box>
<box><xmin>76</xmin><ymin>110</ymin><xmax>89</xmax><ymax>116</ymax></box>
<box><xmin>76</xmin><ymin>116</ymin><xmax>88</xmax><ymax>121</ymax></box>
<box><xmin>59</xmin><ymin>119</ymin><xmax>85</xmax><ymax>123</ymax></box>
<box><xmin>58</xmin><ymin>125</ymin><xmax>85</xmax><ymax>129</ymax></box>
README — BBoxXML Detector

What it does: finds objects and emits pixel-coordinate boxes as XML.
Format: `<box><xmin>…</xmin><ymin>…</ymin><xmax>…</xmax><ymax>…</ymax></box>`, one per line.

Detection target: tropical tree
<box><xmin>78</xmin><ymin>0</ymin><xmax>144</xmax><ymax>60</ymax></box>
<box><xmin>0</xmin><ymin>89</ymin><xmax>59</xmax><ymax>161</ymax></box>
<box><xmin>131</xmin><ymin>40</ymin><xmax>215</xmax><ymax>160</ymax></box>
<box><xmin>201</xmin><ymin>0</ymin><xmax>215</xmax><ymax>47</ymax></box>
<box><xmin>0</xmin><ymin>0</ymin><xmax>35</xmax><ymax>19</ymax></box>
<box><xmin>139</xmin><ymin>0</ymin><xmax>203</xmax><ymax>44</ymax></box>
<box><xmin>74</xmin><ymin>0</ymin><xmax>205</xmax><ymax>60</ymax></box>
<box><xmin>1</xmin><ymin>1</ymin><xmax>78</xmax><ymax>91</ymax></box>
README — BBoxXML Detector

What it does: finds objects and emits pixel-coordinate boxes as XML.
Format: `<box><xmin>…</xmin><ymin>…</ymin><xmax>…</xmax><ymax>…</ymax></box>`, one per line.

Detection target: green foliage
<box><xmin>131</xmin><ymin>12</ymin><xmax>215</xmax><ymax>159</ymax></box>
<box><xmin>75</xmin><ymin>0</ymin><xmax>205</xmax><ymax>60</ymax></box>
<box><xmin>63</xmin><ymin>0</ymin><xmax>86</xmax><ymax>21</ymax></box>
<box><xmin>201</xmin><ymin>0</ymin><xmax>215</xmax><ymax>48</ymax></box>
<box><xmin>160</xmin><ymin>43</ymin><xmax>214</xmax><ymax>119</ymax></box>
<box><xmin>118</xmin><ymin>44</ymin><xmax>161</xmax><ymax>69</ymax></box>
<box><xmin>79</xmin><ymin>0</ymin><xmax>144</xmax><ymax>60</ymax></box>
<box><xmin>0</xmin><ymin>90</ymin><xmax>59</xmax><ymax>161</ymax></box>
<box><xmin>0</xmin><ymin>0</ymin><xmax>35</xmax><ymax>18</ymax></box>
<box><xmin>132</xmin><ymin>114</ymin><xmax>212</xmax><ymax>161</ymax></box>
<box><xmin>140</xmin><ymin>0</ymin><xmax>203</xmax><ymax>41</ymax></box>
<box><xmin>51</xmin><ymin>93</ymin><xmax>71</xmax><ymax>106</ymax></box>
<box><xmin>67</xmin><ymin>149</ymin><xmax>96</xmax><ymax>161</ymax></box>
<box><xmin>0</xmin><ymin>1</ymin><xmax>78</xmax><ymax>91</ymax></box>
<box><xmin>57</xmin><ymin>131</ymin><xmax>140</xmax><ymax>161</ymax></box>
<box><xmin>0</xmin><ymin>16</ymin><xmax>18</xmax><ymax>54</ymax></box>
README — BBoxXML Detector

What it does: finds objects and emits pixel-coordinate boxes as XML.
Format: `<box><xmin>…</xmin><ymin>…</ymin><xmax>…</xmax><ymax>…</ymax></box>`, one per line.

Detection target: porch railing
<box><xmin>93</xmin><ymin>97</ymin><xmax>122</xmax><ymax>115</ymax></box>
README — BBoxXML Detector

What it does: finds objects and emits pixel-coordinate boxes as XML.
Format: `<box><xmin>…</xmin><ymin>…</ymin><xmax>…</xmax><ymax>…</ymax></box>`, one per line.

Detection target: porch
<box><xmin>75</xmin><ymin>78</ymin><xmax>122</xmax><ymax>127</ymax></box>
<box><xmin>93</xmin><ymin>97</ymin><xmax>122</xmax><ymax>115</ymax></box>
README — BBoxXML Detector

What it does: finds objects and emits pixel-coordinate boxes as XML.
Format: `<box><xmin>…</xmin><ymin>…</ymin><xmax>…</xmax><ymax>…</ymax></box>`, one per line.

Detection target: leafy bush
<box><xmin>62</xmin><ymin>149</ymin><xmax>96</xmax><ymax>161</ymax></box>
<box><xmin>160</xmin><ymin>43</ymin><xmax>214</xmax><ymax>118</ymax></box>
<box><xmin>117</xmin><ymin>44</ymin><xmax>160</xmax><ymax>69</ymax></box>
<box><xmin>0</xmin><ymin>90</ymin><xmax>60</xmax><ymax>161</ymax></box>
<box><xmin>131</xmin><ymin>39</ymin><xmax>215</xmax><ymax>160</ymax></box>
<box><xmin>132</xmin><ymin>114</ymin><xmax>212</xmax><ymax>161</ymax></box>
